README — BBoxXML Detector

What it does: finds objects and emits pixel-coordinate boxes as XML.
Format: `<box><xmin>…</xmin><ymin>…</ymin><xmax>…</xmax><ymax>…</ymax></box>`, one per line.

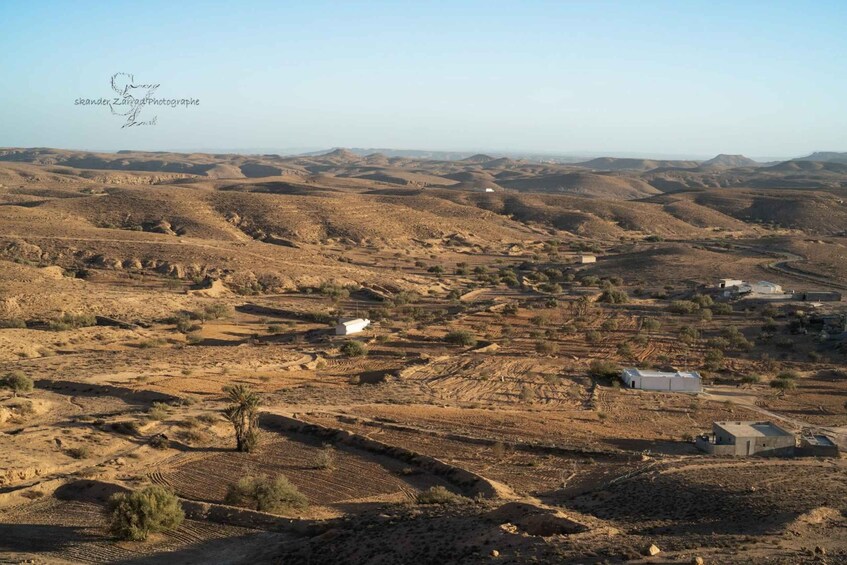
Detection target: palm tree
<box><xmin>222</xmin><ymin>384</ymin><xmax>261</xmax><ymax>452</ymax></box>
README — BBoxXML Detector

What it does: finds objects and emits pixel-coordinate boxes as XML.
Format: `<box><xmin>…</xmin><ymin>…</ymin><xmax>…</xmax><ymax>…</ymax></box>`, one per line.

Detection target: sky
<box><xmin>1</xmin><ymin>0</ymin><xmax>846</xmax><ymax>159</ymax></box>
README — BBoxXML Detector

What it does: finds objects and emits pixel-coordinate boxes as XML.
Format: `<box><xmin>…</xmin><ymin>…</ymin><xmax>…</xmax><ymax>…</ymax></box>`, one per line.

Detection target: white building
<box><xmin>578</xmin><ymin>254</ymin><xmax>597</xmax><ymax>264</ymax></box>
<box><xmin>750</xmin><ymin>281</ymin><xmax>783</xmax><ymax>295</ymax></box>
<box><xmin>621</xmin><ymin>368</ymin><xmax>702</xmax><ymax>392</ymax></box>
<box><xmin>335</xmin><ymin>318</ymin><xmax>371</xmax><ymax>336</ymax></box>
<box><xmin>718</xmin><ymin>278</ymin><xmax>744</xmax><ymax>289</ymax></box>
<box><xmin>484</xmin><ymin>188</ymin><xmax>495</xmax><ymax>193</ymax></box>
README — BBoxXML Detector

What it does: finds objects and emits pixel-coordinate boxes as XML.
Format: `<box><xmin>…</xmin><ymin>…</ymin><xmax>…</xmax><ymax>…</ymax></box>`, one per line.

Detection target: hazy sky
<box><xmin>2</xmin><ymin>0</ymin><xmax>846</xmax><ymax>158</ymax></box>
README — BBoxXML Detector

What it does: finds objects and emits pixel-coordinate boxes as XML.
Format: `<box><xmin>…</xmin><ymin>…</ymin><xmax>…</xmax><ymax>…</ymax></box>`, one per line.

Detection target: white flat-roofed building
<box><xmin>335</xmin><ymin>318</ymin><xmax>371</xmax><ymax>336</ymax></box>
<box><xmin>621</xmin><ymin>368</ymin><xmax>702</xmax><ymax>392</ymax></box>
<box><xmin>718</xmin><ymin>278</ymin><xmax>744</xmax><ymax>289</ymax></box>
<box><xmin>578</xmin><ymin>254</ymin><xmax>597</xmax><ymax>264</ymax></box>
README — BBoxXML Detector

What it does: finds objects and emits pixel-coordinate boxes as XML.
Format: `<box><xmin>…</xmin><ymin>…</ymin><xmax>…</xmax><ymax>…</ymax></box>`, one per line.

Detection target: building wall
<box><xmin>719</xmin><ymin>434</ymin><xmax>794</xmax><ymax>456</ymax></box>
<box><xmin>802</xmin><ymin>291</ymin><xmax>842</xmax><ymax>302</ymax></box>
<box><xmin>335</xmin><ymin>321</ymin><xmax>369</xmax><ymax>335</ymax></box>
<box><xmin>632</xmin><ymin>375</ymin><xmax>701</xmax><ymax>392</ymax></box>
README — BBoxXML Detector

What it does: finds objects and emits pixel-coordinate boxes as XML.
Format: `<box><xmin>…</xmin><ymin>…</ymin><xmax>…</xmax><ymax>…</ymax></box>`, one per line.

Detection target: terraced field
<box><xmin>154</xmin><ymin>432</ymin><xmax>456</xmax><ymax>512</ymax></box>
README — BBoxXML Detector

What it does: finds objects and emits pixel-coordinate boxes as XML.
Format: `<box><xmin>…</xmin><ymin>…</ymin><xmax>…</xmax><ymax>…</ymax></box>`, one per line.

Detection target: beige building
<box><xmin>696</xmin><ymin>421</ymin><xmax>795</xmax><ymax>456</ymax></box>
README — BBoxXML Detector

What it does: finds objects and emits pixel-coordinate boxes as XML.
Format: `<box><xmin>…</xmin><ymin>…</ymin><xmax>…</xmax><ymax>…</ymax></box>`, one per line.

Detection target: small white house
<box><xmin>578</xmin><ymin>254</ymin><xmax>597</xmax><ymax>264</ymax></box>
<box><xmin>335</xmin><ymin>318</ymin><xmax>371</xmax><ymax>336</ymax></box>
<box><xmin>484</xmin><ymin>188</ymin><xmax>495</xmax><ymax>193</ymax></box>
<box><xmin>621</xmin><ymin>368</ymin><xmax>702</xmax><ymax>392</ymax></box>
<box><xmin>718</xmin><ymin>278</ymin><xmax>744</xmax><ymax>289</ymax></box>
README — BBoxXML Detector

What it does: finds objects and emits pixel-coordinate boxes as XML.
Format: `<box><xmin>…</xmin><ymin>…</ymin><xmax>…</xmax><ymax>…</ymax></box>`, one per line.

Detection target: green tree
<box><xmin>223</xmin><ymin>384</ymin><xmax>261</xmax><ymax>452</ymax></box>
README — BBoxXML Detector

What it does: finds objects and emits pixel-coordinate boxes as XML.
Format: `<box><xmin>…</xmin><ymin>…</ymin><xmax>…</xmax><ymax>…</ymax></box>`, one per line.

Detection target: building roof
<box><xmin>714</xmin><ymin>421</ymin><xmax>792</xmax><ymax>438</ymax></box>
<box><xmin>802</xmin><ymin>434</ymin><xmax>836</xmax><ymax>447</ymax></box>
<box><xmin>623</xmin><ymin>368</ymin><xmax>701</xmax><ymax>379</ymax></box>
<box><xmin>338</xmin><ymin>318</ymin><xmax>370</xmax><ymax>327</ymax></box>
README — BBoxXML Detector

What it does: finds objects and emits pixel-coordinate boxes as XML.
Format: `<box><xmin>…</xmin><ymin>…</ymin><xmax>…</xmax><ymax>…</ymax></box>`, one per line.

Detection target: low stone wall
<box><xmin>260</xmin><ymin>412</ymin><xmax>508</xmax><ymax>499</ymax></box>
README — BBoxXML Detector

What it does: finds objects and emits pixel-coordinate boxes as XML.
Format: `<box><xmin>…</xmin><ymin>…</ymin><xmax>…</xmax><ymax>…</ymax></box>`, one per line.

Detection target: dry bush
<box><xmin>111</xmin><ymin>421</ymin><xmax>140</xmax><ymax>436</ymax></box>
<box><xmin>312</xmin><ymin>445</ymin><xmax>337</xmax><ymax>470</ymax></box>
<box><xmin>66</xmin><ymin>446</ymin><xmax>90</xmax><ymax>459</ymax></box>
<box><xmin>225</xmin><ymin>474</ymin><xmax>307</xmax><ymax>513</ymax></box>
<box><xmin>415</xmin><ymin>486</ymin><xmax>469</xmax><ymax>505</ymax></box>
<box><xmin>147</xmin><ymin>402</ymin><xmax>170</xmax><ymax>421</ymax></box>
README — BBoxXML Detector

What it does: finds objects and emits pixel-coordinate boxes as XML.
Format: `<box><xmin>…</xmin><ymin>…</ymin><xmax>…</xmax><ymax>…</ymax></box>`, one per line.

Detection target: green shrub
<box><xmin>225</xmin><ymin>474</ymin><xmax>308</xmax><ymax>513</ymax></box>
<box><xmin>679</xmin><ymin>326</ymin><xmax>700</xmax><ymax>344</ymax></box>
<box><xmin>598</xmin><ymin>289</ymin><xmax>629</xmax><ymax>304</ymax></box>
<box><xmin>0</xmin><ymin>318</ymin><xmax>27</xmax><ymax>329</ymax></box>
<box><xmin>1</xmin><ymin>371</ymin><xmax>33</xmax><ymax>397</ymax></box>
<box><xmin>147</xmin><ymin>402</ymin><xmax>169</xmax><ymax>421</ymax></box>
<box><xmin>175</xmin><ymin>316</ymin><xmax>201</xmax><ymax>334</ymax></box>
<box><xmin>712</xmin><ymin>303</ymin><xmax>733</xmax><ymax>315</ymax></box>
<box><xmin>185</xmin><ymin>332</ymin><xmax>203</xmax><ymax>345</ymax></box>
<box><xmin>535</xmin><ymin>341</ymin><xmax>557</xmax><ymax>355</ymax></box>
<box><xmin>149</xmin><ymin>434</ymin><xmax>170</xmax><ymax>449</ymax></box>
<box><xmin>444</xmin><ymin>330</ymin><xmax>477</xmax><ymax>347</ymax></box>
<box><xmin>692</xmin><ymin>294</ymin><xmax>714</xmax><ymax>308</ymax></box>
<box><xmin>770</xmin><ymin>378</ymin><xmax>796</xmax><ymax>392</ymax></box>
<box><xmin>108</xmin><ymin>486</ymin><xmax>184</xmax><ymax>541</ymax></box>
<box><xmin>641</xmin><ymin>318</ymin><xmax>661</xmax><ymax>332</ymax></box>
<box><xmin>313</xmin><ymin>445</ymin><xmax>337</xmax><ymax>470</ymax></box>
<box><xmin>415</xmin><ymin>486</ymin><xmax>469</xmax><ymax>505</ymax></box>
<box><xmin>669</xmin><ymin>301</ymin><xmax>699</xmax><ymax>315</ymax></box>
<box><xmin>585</xmin><ymin>330</ymin><xmax>602</xmax><ymax>344</ymax></box>
<box><xmin>48</xmin><ymin>313</ymin><xmax>97</xmax><ymax>331</ymax></box>
<box><xmin>741</xmin><ymin>374</ymin><xmax>761</xmax><ymax>385</ymax></box>
<box><xmin>704</xmin><ymin>348</ymin><xmax>724</xmax><ymax>370</ymax></box>
<box><xmin>340</xmin><ymin>341</ymin><xmax>367</xmax><ymax>357</ymax></box>
<box><xmin>589</xmin><ymin>359</ymin><xmax>620</xmax><ymax>379</ymax></box>
<box><xmin>601</xmin><ymin>319</ymin><xmax>619</xmax><ymax>331</ymax></box>
<box><xmin>111</xmin><ymin>421</ymin><xmax>140</xmax><ymax>435</ymax></box>
<box><xmin>66</xmin><ymin>446</ymin><xmax>90</xmax><ymax>459</ymax></box>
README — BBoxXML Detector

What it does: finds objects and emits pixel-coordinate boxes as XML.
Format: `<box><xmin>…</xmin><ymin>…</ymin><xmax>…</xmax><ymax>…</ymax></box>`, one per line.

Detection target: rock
<box><xmin>486</xmin><ymin>502</ymin><xmax>588</xmax><ymax>536</ymax></box>
<box><xmin>645</xmin><ymin>544</ymin><xmax>661</xmax><ymax>556</ymax></box>
<box><xmin>693</xmin><ymin>557</ymin><xmax>705</xmax><ymax>565</ymax></box>
<box><xmin>815</xmin><ymin>546</ymin><xmax>826</xmax><ymax>555</ymax></box>
<box><xmin>490</xmin><ymin>549</ymin><xmax>499</xmax><ymax>558</ymax></box>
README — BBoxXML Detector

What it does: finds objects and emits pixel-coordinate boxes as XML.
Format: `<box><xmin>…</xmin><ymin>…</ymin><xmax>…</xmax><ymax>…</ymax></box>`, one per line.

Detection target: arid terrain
<box><xmin>1</xmin><ymin>147</ymin><xmax>847</xmax><ymax>564</ymax></box>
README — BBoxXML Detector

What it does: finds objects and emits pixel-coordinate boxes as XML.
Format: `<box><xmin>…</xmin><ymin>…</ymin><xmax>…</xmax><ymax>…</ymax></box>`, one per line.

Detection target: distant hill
<box><xmin>767</xmin><ymin>160</ymin><xmax>847</xmax><ymax>173</ymax></box>
<box><xmin>793</xmin><ymin>151</ymin><xmax>847</xmax><ymax>164</ymax></box>
<box><xmin>575</xmin><ymin>157</ymin><xmax>700</xmax><ymax>172</ymax></box>
<box><xmin>701</xmin><ymin>154</ymin><xmax>760</xmax><ymax>169</ymax></box>
<box><xmin>498</xmin><ymin>172</ymin><xmax>660</xmax><ymax>200</ymax></box>
<box><xmin>461</xmin><ymin>154</ymin><xmax>495</xmax><ymax>163</ymax></box>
